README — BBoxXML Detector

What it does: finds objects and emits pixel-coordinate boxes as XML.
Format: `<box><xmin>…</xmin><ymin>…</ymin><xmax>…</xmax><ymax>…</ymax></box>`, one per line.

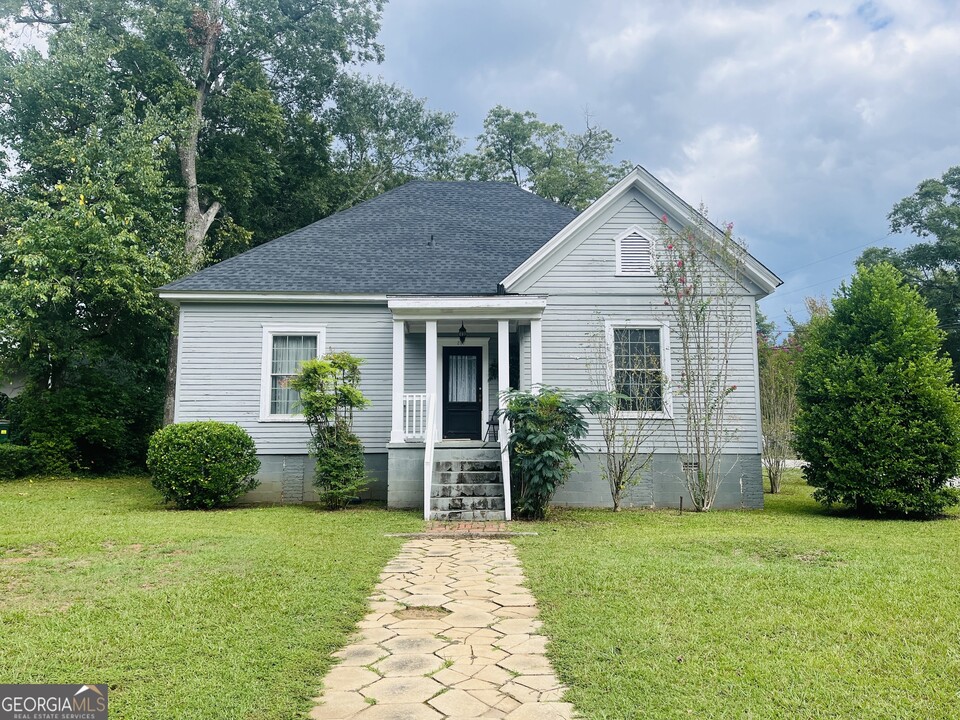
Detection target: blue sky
<box><xmin>365</xmin><ymin>0</ymin><xmax>960</xmax><ymax>333</ymax></box>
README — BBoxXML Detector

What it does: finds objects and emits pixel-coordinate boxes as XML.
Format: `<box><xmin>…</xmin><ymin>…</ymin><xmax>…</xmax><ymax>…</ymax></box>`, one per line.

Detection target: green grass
<box><xmin>514</xmin><ymin>471</ymin><xmax>960</xmax><ymax>720</ymax></box>
<box><xmin>0</xmin><ymin>476</ymin><xmax>422</xmax><ymax>719</ymax></box>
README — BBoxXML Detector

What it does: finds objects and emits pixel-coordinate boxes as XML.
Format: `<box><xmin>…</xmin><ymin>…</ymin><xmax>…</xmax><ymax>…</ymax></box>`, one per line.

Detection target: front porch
<box><xmin>386</xmin><ymin>296</ymin><xmax>547</xmax><ymax>521</ymax></box>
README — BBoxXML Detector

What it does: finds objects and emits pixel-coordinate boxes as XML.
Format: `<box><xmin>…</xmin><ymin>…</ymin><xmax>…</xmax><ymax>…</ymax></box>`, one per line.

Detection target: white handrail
<box><xmin>422</xmin><ymin>393</ymin><xmax>437</xmax><ymax>521</ymax></box>
<box><xmin>499</xmin><ymin>414</ymin><xmax>512</xmax><ymax>521</ymax></box>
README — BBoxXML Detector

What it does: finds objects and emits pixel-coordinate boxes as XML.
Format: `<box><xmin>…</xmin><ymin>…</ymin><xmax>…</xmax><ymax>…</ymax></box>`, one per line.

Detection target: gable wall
<box><xmin>176</xmin><ymin>302</ymin><xmax>393</xmax><ymax>454</ymax></box>
<box><xmin>522</xmin><ymin>186</ymin><xmax>763</xmax><ymax>454</ymax></box>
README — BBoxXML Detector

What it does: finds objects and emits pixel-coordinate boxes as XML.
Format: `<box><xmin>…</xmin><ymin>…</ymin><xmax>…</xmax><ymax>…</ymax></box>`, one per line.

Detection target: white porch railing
<box><xmin>422</xmin><ymin>393</ymin><xmax>437</xmax><ymax>520</ymax></box>
<box><xmin>403</xmin><ymin>393</ymin><xmax>429</xmax><ymax>440</ymax></box>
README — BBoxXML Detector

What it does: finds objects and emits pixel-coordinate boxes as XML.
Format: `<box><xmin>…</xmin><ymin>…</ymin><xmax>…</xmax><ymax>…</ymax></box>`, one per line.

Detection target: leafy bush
<box><xmin>7</xmin><ymin>364</ymin><xmax>165</xmax><ymax>474</ymax></box>
<box><xmin>313</xmin><ymin>423</ymin><xmax>367</xmax><ymax>509</ymax></box>
<box><xmin>289</xmin><ymin>352</ymin><xmax>370</xmax><ymax>509</ymax></box>
<box><xmin>146</xmin><ymin>421</ymin><xmax>260</xmax><ymax>509</ymax></box>
<box><xmin>500</xmin><ymin>387</ymin><xmax>609</xmax><ymax>520</ymax></box>
<box><xmin>0</xmin><ymin>444</ymin><xmax>38</xmax><ymax>481</ymax></box>
<box><xmin>794</xmin><ymin>263</ymin><xmax>960</xmax><ymax>518</ymax></box>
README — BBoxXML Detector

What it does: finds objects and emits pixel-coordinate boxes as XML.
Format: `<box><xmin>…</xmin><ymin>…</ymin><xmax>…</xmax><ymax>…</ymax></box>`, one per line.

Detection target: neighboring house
<box><xmin>159</xmin><ymin>167</ymin><xmax>781</xmax><ymax>519</ymax></box>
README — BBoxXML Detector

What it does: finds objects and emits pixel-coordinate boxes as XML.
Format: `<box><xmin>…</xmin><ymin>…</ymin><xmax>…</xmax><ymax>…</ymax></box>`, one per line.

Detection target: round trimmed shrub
<box><xmin>147</xmin><ymin>421</ymin><xmax>260</xmax><ymax>509</ymax></box>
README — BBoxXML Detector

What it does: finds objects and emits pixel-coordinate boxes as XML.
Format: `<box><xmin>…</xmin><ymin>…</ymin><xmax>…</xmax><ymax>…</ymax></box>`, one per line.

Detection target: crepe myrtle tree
<box><xmin>758</xmin><ymin>333</ymin><xmax>800</xmax><ymax>493</ymax></box>
<box><xmin>585</xmin><ymin>316</ymin><xmax>657</xmax><ymax>511</ymax></box>
<box><xmin>657</xmin><ymin>209</ymin><xmax>747</xmax><ymax>511</ymax></box>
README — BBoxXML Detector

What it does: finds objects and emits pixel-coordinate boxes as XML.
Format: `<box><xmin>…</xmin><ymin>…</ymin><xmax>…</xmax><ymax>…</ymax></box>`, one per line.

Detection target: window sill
<box><xmin>257</xmin><ymin>415</ymin><xmax>308</xmax><ymax>423</ymax></box>
<box><xmin>607</xmin><ymin>410</ymin><xmax>673</xmax><ymax>421</ymax></box>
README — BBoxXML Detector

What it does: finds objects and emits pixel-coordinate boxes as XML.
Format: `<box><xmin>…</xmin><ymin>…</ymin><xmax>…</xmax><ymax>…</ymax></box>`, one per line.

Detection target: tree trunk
<box><xmin>162</xmin><ymin>312</ymin><xmax>180</xmax><ymax>426</ymax></box>
<box><xmin>162</xmin><ymin>0</ymin><xmax>223</xmax><ymax>425</ymax></box>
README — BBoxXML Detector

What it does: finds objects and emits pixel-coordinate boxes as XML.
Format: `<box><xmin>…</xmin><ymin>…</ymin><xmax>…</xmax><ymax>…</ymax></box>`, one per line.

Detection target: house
<box><xmin>158</xmin><ymin>167</ymin><xmax>781</xmax><ymax>519</ymax></box>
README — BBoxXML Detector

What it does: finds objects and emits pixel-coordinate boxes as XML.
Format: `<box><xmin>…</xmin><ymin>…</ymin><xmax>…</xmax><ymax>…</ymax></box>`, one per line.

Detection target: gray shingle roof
<box><xmin>161</xmin><ymin>181</ymin><xmax>577</xmax><ymax>295</ymax></box>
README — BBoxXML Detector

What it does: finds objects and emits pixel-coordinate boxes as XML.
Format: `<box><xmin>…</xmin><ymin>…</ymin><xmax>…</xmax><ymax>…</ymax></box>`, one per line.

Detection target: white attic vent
<box><xmin>616</xmin><ymin>227</ymin><xmax>654</xmax><ymax>276</ymax></box>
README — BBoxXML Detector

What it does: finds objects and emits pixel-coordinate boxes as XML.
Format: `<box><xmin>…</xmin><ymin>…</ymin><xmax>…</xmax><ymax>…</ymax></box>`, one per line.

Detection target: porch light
<box><xmin>458</xmin><ymin>322</ymin><xmax>467</xmax><ymax>345</ymax></box>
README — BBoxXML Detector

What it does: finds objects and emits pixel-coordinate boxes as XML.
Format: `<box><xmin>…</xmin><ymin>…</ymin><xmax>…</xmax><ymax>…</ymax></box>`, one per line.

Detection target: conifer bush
<box><xmin>794</xmin><ymin>263</ymin><xmax>960</xmax><ymax>518</ymax></box>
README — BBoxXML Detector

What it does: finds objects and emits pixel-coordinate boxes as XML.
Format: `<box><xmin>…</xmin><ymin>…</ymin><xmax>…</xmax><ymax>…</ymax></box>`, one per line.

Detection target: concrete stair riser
<box><xmin>430</xmin><ymin>496</ymin><xmax>506</xmax><ymax>512</ymax></box>
<box><xmin>431</xmin><ymin>483</ymin><xmax>505</xmax><ymax>498</ymax></box>
<box><xmin>434</xmin><ymin>460</ymin><xmax>501</xmax><ymax>473</ymax></box>
<box><xmin>431</xmin><ymin>509</ymin><xmax>507</xmax><ymax>521</ymax></box>
<box><xmin>434</xmin><ymin>470</ymin><xmax>502</xmax><ymax>485</ymax></box>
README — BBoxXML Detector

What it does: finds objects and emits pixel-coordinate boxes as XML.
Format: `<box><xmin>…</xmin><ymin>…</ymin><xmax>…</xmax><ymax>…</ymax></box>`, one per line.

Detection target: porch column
<box><xmin>497</xmin><ymin>320</ymin><xmax>510</xmax><ymax>403</ymax></box>
<box><xmin>425</xmin><ymin>320</ymin><xmax>438</xmax><ymax>428</ymax></box>
<box><xmin>390</xmin><ymin>319</ymin><xmax>405</xmax><ymax>443</ymax></box>
<box><xmin>530</xmin><ymin>318</ymin><xmax>543</xmax><ymax>393</ymax></box>
<box><xmin>498</xmin><ymin>320</ymin><xmax>512</xmax><ymax>520</ymax></box>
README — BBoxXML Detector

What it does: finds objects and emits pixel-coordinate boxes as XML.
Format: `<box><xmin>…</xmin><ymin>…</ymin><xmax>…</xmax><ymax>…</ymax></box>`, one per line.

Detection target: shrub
<box><xmin>501</xmin><ymin>387</ymin><xmax>609</xmax><ymax>520</ymax></box>
<box><xmin>794</xmin><ymin>263</ymin><xmax>960</xmax><ymax>518</ymax></box>
<box><xmin>313</xmin><ymin>423</ymin><xmax>367</xmax><ymax>509</ymax></box>
<box><xmin>146</xmin><ymin>421</ymin><xmax>260</xmax><ymax>509</ymax></box>
<box><xmin>0</xmin><ymin>444</ymin><xmax>38</xmax><ymax>481</ymax></box>
<box><xmin>7</xmin><ymin>367</ymin><xmax>163</xmax><ymax>474</ymax></box>
<box><xmin>289</xmin><ymin>352</ymin><xmax>370</xmax><ymax>509</ymax></box>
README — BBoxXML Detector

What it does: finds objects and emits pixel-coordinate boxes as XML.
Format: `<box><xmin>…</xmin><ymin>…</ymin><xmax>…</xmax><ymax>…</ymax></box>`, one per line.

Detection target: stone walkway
<box><xmin>309</xmin><ymin>538</ymin><xmax>575</xmax><ymax>720</ymax></box>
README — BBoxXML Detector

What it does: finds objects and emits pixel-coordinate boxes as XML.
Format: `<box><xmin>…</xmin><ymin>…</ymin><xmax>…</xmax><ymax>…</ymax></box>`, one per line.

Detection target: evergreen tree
<box><xmin>794</xmin><ymin>262</ymin><xmax>960</xmax><ymax>517</ymax></box>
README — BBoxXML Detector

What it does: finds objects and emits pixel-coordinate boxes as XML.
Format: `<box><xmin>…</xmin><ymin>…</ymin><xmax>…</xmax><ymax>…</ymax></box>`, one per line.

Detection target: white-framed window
<box><xmin>605</xmin><ymin>320</ymin><xmax>672</xmax><ymax>417</ymax></box>
<box><xmin>615</xmin><ymin>225</ymin><xmax>655</xmax><ymax>276</ymax></box>
<box><xmin>259</xmin><ymin>326</ymin><xmax>326</xmax><ymax>421</ymax></box>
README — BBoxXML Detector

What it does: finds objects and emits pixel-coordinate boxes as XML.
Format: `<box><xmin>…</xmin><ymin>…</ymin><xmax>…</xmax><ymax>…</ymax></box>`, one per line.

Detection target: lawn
<box><xmin>514</xmin><ymin>471</ymin><xmax>960</xmax><ymax>720</ymax></box>
<box><xmin>0</xmin><ymin>476</ymin><xmax>422</xmax><ymax>720</ymax></box>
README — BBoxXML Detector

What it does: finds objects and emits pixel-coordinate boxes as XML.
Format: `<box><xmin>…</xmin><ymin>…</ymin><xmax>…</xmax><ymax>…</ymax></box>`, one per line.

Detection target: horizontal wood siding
<box><xmin>176</xmin><ymin>302</ymin><xmax>393</xmax><ymax>454</ymax></box>
<box><xmin>540</xmin><ymin>297</ymin><xmax>760</xmax><ymax>452</ymax></box>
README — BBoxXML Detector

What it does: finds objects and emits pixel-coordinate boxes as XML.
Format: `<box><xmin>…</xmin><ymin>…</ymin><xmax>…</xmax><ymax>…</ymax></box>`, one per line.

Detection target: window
<box><xmin>615</xmin><ymin>225</ymin><xmax>655</xmax><ymax>276</ymax></box>
<box><xmin>609</xmin><ymin>324</ymin><xmax>670</xmax><ymax>414</ymax></box>
<box><xmin>260</xmin><ymin>326</ymin><xmax>325</xmax><ymax>420</ymax></box>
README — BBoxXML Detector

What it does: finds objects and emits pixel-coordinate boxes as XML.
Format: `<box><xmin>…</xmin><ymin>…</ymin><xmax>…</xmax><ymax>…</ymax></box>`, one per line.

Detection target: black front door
<box><xmin>442</xmin><ymin>346</ymin><xmax>483</xmax><ymax>440</ymax></box>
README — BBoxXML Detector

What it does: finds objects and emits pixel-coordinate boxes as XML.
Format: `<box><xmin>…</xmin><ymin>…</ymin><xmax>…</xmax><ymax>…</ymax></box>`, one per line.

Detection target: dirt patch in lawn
<box><xmin>394</xmin><ymin>605</ymin><xmax>451</xmax><ymax>620</ymax></box>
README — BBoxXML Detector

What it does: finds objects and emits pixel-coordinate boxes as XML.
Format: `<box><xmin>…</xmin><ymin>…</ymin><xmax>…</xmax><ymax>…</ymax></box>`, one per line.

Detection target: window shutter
<box><xmin>618</xmin><ymin>234</ymin><xmax>653</xmax><ymax>275</ymax></box>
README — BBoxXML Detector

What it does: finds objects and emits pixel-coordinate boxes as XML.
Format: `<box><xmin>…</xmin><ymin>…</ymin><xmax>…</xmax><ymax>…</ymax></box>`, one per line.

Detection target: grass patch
<box><xmin>514</xmin><ymin>471</ymin><xmax>960</xmax><ymax>719</ymax></box>
<box><xmin>0</xmin><ymin>476</ymin><xmax>422</xmax><ymax>719</ymax></box>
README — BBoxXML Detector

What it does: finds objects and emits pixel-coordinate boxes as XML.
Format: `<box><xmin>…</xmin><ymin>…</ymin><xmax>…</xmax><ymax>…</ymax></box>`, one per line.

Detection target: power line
<box><xmin>787</xmin><ymin>231</ymin><xmax>893</xmax><ymax>274</ymax></box>
<box><xmin>763</xmin><ymin>231</ymin><xmax>901</xmax><ymax>323</ymax></box>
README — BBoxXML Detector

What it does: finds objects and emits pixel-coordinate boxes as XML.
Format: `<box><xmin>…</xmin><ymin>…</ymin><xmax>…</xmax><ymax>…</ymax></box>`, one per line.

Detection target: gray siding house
<box><xmin>159</xmin><ymin>167</ymin><xmax>781</xmax><ymax>519</ymax></box>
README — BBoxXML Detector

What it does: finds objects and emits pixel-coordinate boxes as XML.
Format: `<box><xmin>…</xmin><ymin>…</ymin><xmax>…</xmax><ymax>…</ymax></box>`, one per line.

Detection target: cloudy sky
<box><xmin>366</xmin><ymin>0</ymin><xmax>960</xmax><ymax>332</ymax></box>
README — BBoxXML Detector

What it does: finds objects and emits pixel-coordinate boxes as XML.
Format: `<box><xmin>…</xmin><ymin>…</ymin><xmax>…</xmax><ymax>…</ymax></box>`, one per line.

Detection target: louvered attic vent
<box><xmin>617</xmin><ymin>233</ymin><xmax>653</xmax><ymax>275</ymax></box>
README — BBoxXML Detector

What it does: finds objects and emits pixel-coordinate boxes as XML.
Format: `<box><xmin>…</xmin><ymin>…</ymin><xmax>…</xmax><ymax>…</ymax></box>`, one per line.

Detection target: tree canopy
<box><xmin>458</xmin><ymin>105</ymin><xmax>632</xmax><ymax>211</ymax></box>
<box><xmin>858</xmin><ymin>165</ymin><xmax>960</xmax><ymax>380</ymax></box>
<box><xmin>0</xmin><ymin>3</ymin><xmax>633</xmax><ymax>470</ymax></box>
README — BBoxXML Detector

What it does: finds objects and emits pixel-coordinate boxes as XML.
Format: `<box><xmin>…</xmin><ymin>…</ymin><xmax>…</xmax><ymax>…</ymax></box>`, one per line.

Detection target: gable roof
<box><xmin>160</xmin><ymin>181</ymin><xmax>577</xmax><ymax>296</ymax></box>
<box><xmin>501</xmin><ymin>166</ymin><xmax>783</xmax><ymax>296</ymax></box>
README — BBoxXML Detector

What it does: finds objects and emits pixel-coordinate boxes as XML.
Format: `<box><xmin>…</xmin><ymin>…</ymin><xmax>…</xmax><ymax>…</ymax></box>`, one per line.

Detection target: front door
<box><xmin>442</xmin><ymin>346</ymin><xmax>483</xmax><ymax>440</ymax></box>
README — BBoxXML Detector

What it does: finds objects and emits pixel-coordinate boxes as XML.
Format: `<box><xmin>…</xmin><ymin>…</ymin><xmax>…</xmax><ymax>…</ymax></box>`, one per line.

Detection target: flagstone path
<box><xmin>308</xmin><ymin>538</ymin><xmax>575</xmax><ymax>720</ymax></box>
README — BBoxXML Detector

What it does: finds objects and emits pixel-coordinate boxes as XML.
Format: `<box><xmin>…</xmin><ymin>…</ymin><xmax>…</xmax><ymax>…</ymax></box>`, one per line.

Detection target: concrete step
<box><xmin>434</xmin><ymin>460</ymin><xmax>501</xmax><ymax>473</ymax></box>
<box><xmin>434</xmin><ymin>470</ymin><xmax>501</xmax><ymax>485</ymax></box>
<box><xmin>430</xmin><ymin>509</ymin><xmax>507</xmax><ymax>521</ymax></box>
<box><xmin>430</xmin><ymin>496</ymin><xmax>506</xmax><ymax>512</ymax></box>
<box><xmin>431</xmin><ymin>483</ymin><xmax>505</xmax><ymax>498</ymax></box>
